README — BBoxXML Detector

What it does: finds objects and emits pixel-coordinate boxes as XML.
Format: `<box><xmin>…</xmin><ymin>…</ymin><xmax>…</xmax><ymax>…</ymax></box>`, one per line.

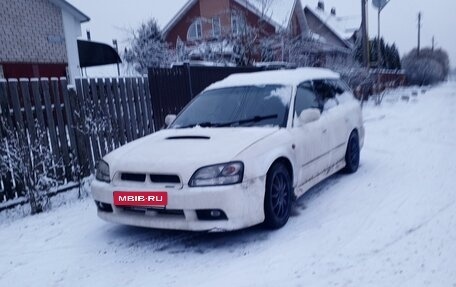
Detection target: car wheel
<box><xmin>264</xmin><ymin>162</ymin><xmax>292</xmax><ymax>229</ymax></box>
<box><xmin>343</xmin><ymin>131</ymin><xmax>360</xmax><ymax>174</ymax></box>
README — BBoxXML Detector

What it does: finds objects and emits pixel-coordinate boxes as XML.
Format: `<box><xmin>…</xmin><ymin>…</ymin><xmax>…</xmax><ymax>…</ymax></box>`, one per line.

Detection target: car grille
<box><xmin>123</xmin><ymin>207</ymin><xmax>185</xmax><ymax>217</ymax></box>
<box><xmin>150</xmin><ymin>174</ymin><xmax>180</xmax><ymax>184</ymax></box>
<box><xmin>120</xmin><ymin>172</ymin><xmax>181</xmax><ymax>184</ymax></box>
<box><xmin>121</xmin><ymin>173</ymin><xmax>146</xmax><ymax>182</ymax></box>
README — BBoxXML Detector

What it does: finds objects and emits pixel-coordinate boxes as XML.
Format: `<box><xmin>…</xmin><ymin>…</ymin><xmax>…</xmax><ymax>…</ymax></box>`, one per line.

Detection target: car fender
<box><xmin>233</xmin><ymin>129</ymin><xmax>298</xmax><ymax>188</ymax></box>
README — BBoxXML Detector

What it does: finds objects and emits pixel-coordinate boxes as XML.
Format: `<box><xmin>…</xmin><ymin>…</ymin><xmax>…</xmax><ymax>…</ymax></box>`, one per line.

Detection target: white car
<box><xmin>91</xmin><ymin>68</ymin><xmax>364</xmax><ymax>231</ymax></box>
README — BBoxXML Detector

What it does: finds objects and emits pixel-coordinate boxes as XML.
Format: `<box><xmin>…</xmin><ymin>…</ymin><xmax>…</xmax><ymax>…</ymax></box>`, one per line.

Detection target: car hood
<box><xmin>104</xmin><ymin>127</ymin><xmax>279</xmax><ymax>177</ymax></box>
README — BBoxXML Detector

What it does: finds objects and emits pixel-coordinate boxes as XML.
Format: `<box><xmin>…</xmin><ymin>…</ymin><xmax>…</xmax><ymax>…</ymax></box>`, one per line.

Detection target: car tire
<box><xmin>264</xmin><ymin>162</ymin><xmax>292</xmax><ymax>229</ymax></box>
<box><xmin>343</xmin><ymin>131</ymin><xmax>360</xmax><ymax>174</ymax></box>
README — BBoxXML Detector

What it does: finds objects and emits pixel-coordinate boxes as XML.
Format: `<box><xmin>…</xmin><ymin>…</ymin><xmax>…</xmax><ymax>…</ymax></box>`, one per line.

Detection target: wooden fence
<box><xmin>0</xmin><ymin>67</ymin><xmax>407</xmax><ymax>204</ymax></box>
<box><xmin>149</xmin><ymin>65</ymin><xmax>261</xmax><ymax>130</ymax></box>
<box><xmin>0</xmin><ymin>77</ymin><xmax>152</xmax><ymax>203</ymax></box>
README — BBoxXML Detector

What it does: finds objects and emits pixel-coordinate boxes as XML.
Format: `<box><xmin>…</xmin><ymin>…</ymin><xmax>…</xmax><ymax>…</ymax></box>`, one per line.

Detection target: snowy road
<box><xmin>1</xmin><ymin>82</ymin><xmax>456</xmax><ymax>287</ymax></box>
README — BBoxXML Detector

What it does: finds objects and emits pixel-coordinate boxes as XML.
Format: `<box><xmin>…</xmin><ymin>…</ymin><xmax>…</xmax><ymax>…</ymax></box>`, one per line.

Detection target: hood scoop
<box><xmin>166</xmin><ymin>136</ymin><xmax>210</xmax><ymax>140</ymax></box>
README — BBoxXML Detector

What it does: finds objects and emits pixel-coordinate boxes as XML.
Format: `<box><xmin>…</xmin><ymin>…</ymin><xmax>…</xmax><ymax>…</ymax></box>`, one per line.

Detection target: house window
<box><xmin>231</xmin><ymin>14</ymin><xmax>244</xmax><ymax>35</ymax></box>
<box><xmin>187</xmin><ymin>20</ymin><xmax>202</xmax><ymax>41</ymax></box>
<box><xmin>212</xmin><ymin>17</ymin><xmax>221</xmax><ymax>37</ymax></box>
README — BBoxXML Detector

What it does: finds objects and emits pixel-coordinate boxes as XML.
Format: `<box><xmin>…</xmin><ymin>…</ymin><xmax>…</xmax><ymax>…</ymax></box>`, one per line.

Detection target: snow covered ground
<box><xmin>1</xmin><ymin>82</ymin><xmax>455</xmax><ymax>287</ymax></box>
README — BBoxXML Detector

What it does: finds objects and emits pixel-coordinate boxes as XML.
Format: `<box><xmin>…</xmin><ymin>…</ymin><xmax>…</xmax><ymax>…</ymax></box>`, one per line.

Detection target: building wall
<box><xmin>1</xmin><ymin>63</ymin><xmax>67</xmax><ymax>78</ymax></box>
<box><xmin>164</xmin><ymin>0</ymin><xmax>276</xmax><ymax>47</ymax></box>
<box><xmin>0</xmin><ymin>0</ymin><xmax>67</xmax><ymax>64</ymax></box>
<box><xmin>200</xmin><ymin>0</ymin><xmax>230</xmax><ymax>37</ymax></box>
<box><xmin>62</xmin><ymin>8</ymin><xmax>83</xmax><ymax>82</ymax></box>
<box><xmin>165</xmin><ymin>2</ymin><xmax>201</xmax><ymax>48</ymax></box>
<box><xmin>229</xmin><ymin>0</ymin><xmax>276</xmax><ymax>36</ymax></box>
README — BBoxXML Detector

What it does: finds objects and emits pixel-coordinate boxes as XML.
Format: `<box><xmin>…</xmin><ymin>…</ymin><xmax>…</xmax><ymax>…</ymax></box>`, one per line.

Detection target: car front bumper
<box><xmin>91</xmin><ymin>177</ymin><xmax>266</xmax><ymax>231</ymax></box>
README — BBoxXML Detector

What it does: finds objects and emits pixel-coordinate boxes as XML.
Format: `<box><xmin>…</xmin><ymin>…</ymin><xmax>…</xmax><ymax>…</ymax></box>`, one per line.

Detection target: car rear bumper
<box><xmin>91</xmin><ymin>177</ymin><xmax>266</xmax><ymax>231</ymax></box>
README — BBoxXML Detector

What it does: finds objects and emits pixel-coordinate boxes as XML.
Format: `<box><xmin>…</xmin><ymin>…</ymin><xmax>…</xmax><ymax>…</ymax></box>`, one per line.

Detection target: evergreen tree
<box><xmin>124</xmin><ymin>19</ymin><xmax>171</xmax><ymax>74</ymax></box>
<box><xmin>354</xmin><ymin>37</ymin><xmax>401</xmax><ymax>69</ymax></box>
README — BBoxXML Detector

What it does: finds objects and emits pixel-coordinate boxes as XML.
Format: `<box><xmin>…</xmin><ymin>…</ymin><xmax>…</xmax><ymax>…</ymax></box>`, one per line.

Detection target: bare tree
<box><xmin>0</xmin><ymin>120</ymin><xmax>64</xmax><ymax>214</ymax></box>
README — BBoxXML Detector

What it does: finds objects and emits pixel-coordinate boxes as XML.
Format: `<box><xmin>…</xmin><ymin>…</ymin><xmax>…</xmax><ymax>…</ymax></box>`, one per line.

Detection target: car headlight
<box><xmin>189</xmin><ymin>162</ymin><xmax>244</xmax><ymax>187</ymax></box>
<box><xmin>96</xmin><ymin>160</ymin><xmax>110</xmax><ymax>183</ymax></box>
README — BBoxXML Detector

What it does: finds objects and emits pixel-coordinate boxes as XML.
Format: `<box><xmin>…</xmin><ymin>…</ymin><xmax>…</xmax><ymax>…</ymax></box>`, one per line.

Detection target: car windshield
<box><xmin>171</xmin><ymin>85</ymin><xmax>292</xmax><ymax>129</ymax></box>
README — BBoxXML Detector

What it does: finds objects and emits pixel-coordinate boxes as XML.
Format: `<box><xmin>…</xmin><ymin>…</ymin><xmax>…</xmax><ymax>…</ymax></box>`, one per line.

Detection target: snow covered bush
<box><xmin>402</xmin><ymin>48</ymin><xmax>450</xmax><ymax>85</ymax></box>
<box><xmin>0</xmin><ymin>120</ymin><xmax>63</xmax><ymax>214</ymax></box>
<box><xmin>73</xmin><ymin>91</ymin><xmax>114</xmax><ymax>195</ymax></box>
<box><xmin>77</xmin><ymin>98</ymin><xmax>112</xmax><ymax>137</ymax></box>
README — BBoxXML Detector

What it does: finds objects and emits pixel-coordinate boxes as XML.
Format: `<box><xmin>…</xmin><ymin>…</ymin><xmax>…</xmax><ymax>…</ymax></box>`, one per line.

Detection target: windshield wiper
<box><xmin>176</xmin><ymin>122</ymin><xmax>218</xmax><ymax>129</ymax></box>
<box><xmin>218</xmin><ymin>114</ymin><xmax>278</xmax><ymax>127</ymax></box>
<box><xmin>176</xmin><ymin>114</ymin><xmax>278</xmax><ymax>129</ymax></box>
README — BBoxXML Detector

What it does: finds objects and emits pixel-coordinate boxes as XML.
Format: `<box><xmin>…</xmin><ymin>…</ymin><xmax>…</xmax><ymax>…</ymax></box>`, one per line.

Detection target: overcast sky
<box><xmin>68</xmin><ymin>0</ymin><xmax>456</xmax><ymax>70</ymax></box>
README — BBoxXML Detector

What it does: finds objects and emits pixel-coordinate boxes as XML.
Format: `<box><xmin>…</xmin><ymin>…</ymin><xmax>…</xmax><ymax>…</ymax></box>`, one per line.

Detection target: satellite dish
<box><xmin>373</xmin><ymin>0</ymin><xmax>388</xmax><ymax>10</ymax></box>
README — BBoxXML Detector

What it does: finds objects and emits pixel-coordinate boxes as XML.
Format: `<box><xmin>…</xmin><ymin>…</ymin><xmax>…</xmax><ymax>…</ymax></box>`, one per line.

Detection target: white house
<box><xmin>0</xmin><ymin>0</ymin><xmax>89</xmax><ymax>82</ymax></box>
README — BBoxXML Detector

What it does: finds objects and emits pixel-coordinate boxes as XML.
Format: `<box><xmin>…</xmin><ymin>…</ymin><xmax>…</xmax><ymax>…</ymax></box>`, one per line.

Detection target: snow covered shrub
<box><xmin>0</xmin><ymin>120</ymin><xmax>63</xmax><ymax>214</ymax></box>
<box><xmin>73</xmin><ymin>91</ymin><xmax>113</xmax><ymax>194</ymax></box>
<box><xmin>402</xmin><ymin>48</ymin><xmax>450</xmax><ymax>85</ymax></box>
<box><xmin>78</xmin><ymin>99</ymin><xmax>112</xmax><ymax>137</ymax></box>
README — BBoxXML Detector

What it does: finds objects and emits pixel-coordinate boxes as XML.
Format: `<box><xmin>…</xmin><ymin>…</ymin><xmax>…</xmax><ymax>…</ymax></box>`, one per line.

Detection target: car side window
<box><xmin>294</xmin><ymin>82</ymin><xmax>321</xmax><ymax>118</ymax></box>
<box><xmin>314</xmin><ymin>80</ymin><xmax>338</xmax><ymax>111</ymax></box>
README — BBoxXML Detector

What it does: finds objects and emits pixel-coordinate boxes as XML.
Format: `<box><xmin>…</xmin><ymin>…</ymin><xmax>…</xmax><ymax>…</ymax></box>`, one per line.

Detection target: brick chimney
<box><xmin>317</xmin><ymin>1</ymin><xmax>325</xmax><ymax>11</ymax></box>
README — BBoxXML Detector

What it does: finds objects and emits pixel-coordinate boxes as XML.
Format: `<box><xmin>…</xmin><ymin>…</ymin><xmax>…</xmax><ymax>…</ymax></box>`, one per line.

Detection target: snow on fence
<box><xmin>0</xmin><ymin>77</ymin><xmax>152</xmax><ymax>203</ymax></box>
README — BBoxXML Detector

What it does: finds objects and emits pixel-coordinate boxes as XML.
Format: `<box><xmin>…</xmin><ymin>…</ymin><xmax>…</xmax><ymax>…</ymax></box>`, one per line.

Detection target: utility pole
<box><xmin>417</xmin><ymin>12</ymin><xmax>421</xmax><ymax>56</ymax></box>
<box><xmin>361</xmin><ymin>0</ymin><xmax>370</xmax><ymax>68</ymax></box>
<box><xmin>432</xmin><ymin>36</ymin><xmax>435</xmax><ymax>51</ymax></box>
<box><xmin>377</xmin><ymin>8</ymin><xmax>381</xmax><ymax>68</ymax></box>
<box><xmin>373</xmin><ymin>0</ymin><xmax>391</xmax><ymax>69</ymax></box>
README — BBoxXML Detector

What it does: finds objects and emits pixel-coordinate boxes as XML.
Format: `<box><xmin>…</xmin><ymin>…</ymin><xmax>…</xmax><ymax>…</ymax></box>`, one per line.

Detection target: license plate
<box><xmin>113</xmin><ymin>191</ymin><xmax>168</xmax><ymax>207</ymax></box>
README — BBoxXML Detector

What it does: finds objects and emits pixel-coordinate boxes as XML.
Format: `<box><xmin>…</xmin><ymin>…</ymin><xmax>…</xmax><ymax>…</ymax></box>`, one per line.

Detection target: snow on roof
<box><xmin>206</xmin><ymin>68</ymin><xmax>339</xmax><ymax>90</ymax></box>
<box><xmin>306</xmin><ymin>6</ymin><xmax>360</xmax><ymax>41</ymax></box>
<box><xmin>162</xmin><ymin>0</ymin><xmax>196</xmax><ymax>35</ymax></box>
<box><xmin>234</xmin><ymin>0</ymin><xmax>297</xmax><ymax>29</ymax></box>
<box><xmin>163</xmin><ymin>0</ymin><xmax>298</xmax><ymax>36</ymax></box>
<box><xmin>48</xmin><ymin>0</ymin><xmax>90</xmax><ymax>23</ymax></box>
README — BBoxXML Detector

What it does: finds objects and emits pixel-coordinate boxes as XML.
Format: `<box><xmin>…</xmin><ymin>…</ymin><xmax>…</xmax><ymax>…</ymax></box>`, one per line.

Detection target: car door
<box><xmin>313</xmin><ymin>79</ymin><xmax>349</xmax><ymax>168</ymax></box>
<box><xmin>291</xmin><ymin>82</ymin><xmax>331</xmax><ymax>189</ymax></box>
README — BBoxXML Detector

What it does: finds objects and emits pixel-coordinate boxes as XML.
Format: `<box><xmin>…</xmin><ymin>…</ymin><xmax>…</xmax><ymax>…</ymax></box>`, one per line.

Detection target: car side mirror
<box><xmin>298</xmin><ymin>109</ymin><xmax>321</xmax><ymax>126</ymax></box>
<box><xmin>165</xmin><ymin>114</ymin><xmax>176</xmax><ymax>127</ymax></box>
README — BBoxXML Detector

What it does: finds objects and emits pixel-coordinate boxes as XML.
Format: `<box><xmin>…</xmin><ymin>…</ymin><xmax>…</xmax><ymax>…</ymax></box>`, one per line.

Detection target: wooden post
<box><xmin>138</xmin><ymin>78</ymin><xmax>149</xmax><ymax>135</ymax></box>
<box><xmin>105</xmin><ymin>78</ymin><xmax>120</xmax><ymax>149</ymax></box>
<box><xmin>119</xmin><ymin>78</ymin><xmax>133</xmax><ymax>142</ymax></box>
<box><xmin>0</xmin><ymin>79</ymin><xmax>15</xmax><ymax>200</ymax></box>
<box><xmin>75</xmin><ymin>79</ymin><xmax>95</xmax><ymax>172</ymax></box>
<box><xmin>61</xmin><ymin>78</ymin><xmax>78</xmax><ymax>180</ymax></box>
<box><xmin>143</xmin><ymin>77</ymin><xmax>155</xmax><ymax>133</ymax></box>
<box><xmin>111</xmin><ymin>78</ymin><xmax>126</xmax><ymax>145</ymax></box>
<box><xmin>82</xmin><ymin>78</ymin><xmax>100</xmax><ymax>167</ymax></box>
<box><xmin>41</xmin><ymin>78</ymin><xmax>64</xmax><ymax>180</ymax></box>
<box><xmin>68</xmin><ymin>87</ymin><xmax>91</xmax><ymax>177</ymax></box>
<box><xmin>125</xmin><ymin>78</ymin><xmax>138</xmax><ymax>140</ymax></box>
<box><xmin>51</xmin><ymin>78</ymin><xmax>71</xmax><ymax>180</ymax></box>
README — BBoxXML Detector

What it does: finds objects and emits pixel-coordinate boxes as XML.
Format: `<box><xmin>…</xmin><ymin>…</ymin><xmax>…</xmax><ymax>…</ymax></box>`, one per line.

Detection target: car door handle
<box><xmin>322</xmin><ymin>129</ymin><xmax>327</xmax><ymax>134</ymax></box>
